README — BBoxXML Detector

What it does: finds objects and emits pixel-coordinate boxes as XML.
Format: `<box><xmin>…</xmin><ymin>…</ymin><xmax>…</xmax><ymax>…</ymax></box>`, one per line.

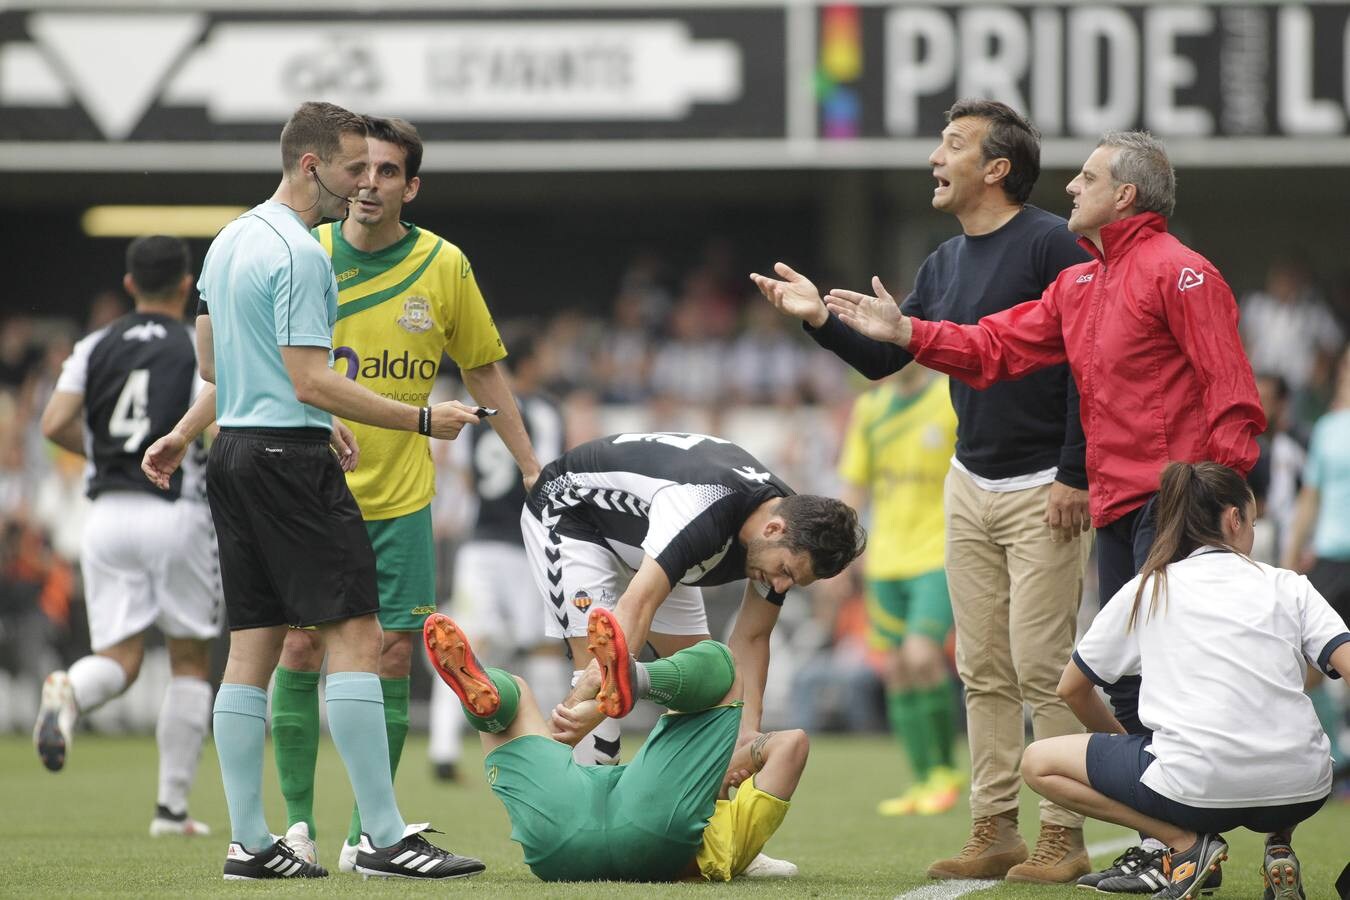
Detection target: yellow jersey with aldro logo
<box><xmin>315</xmin><ymin>221</ymin><xmax>505</xmax><ymax>520</ymax></box>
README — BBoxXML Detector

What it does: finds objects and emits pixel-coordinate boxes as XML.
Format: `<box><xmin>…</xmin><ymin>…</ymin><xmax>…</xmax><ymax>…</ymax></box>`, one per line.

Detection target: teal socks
<box><xmin>213</xmin><ymin>683</ymin><xmax>271</xmax><ymax>852</ymax></box>
<box><xmin>325</xmin><ymin>672</ymin><xmax>405</xmax><ymax>848</ymax></box>
<box><xmin>345</xmin><ymin>676</ymin><xmax>411</xmax><ymax>846</ymax></box>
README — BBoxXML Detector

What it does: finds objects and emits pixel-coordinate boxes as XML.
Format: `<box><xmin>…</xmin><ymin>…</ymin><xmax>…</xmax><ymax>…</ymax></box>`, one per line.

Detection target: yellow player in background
<box><xmin>838</xmin><ymin>366</ymin><xmax>960</xmax><ymax>816</ymax></box>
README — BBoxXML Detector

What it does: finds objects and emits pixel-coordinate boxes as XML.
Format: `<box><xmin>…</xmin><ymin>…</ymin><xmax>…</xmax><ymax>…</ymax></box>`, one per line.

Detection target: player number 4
<box><xmin>109</xmin><ymin>368</ymin><xmax>152</xmax><ymax>452</ymax></box>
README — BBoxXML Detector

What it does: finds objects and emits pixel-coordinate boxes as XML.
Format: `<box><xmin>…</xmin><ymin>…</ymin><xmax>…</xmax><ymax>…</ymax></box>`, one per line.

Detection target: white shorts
<box><xmin>449</xmin><ymin>540</ymin><xmax>545</xmax><ymax>650</ymax></box>
<box><xmin>521</xmin><ymin>505</ymin><xmax>709</xmax><ymax>640</ymax></box>
<box><xmin>80</xmin><ymin>493</ymin><xmax>222</xmax><ymax>651</ymax></box>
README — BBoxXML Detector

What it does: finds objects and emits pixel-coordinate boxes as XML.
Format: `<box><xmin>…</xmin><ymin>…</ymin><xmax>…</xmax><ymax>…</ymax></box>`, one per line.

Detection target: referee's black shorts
<box><xmin>207</xmin><ymin>427</ymin><xmax>378</xmax><ymax>630</ymax></box>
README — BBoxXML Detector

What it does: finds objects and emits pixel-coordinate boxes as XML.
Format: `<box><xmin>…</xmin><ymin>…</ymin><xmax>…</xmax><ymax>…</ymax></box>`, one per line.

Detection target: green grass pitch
<box><xmin>2</xmin><ymin>733</ymin><xmax>1346</xmax><ymax>897</ymax></box>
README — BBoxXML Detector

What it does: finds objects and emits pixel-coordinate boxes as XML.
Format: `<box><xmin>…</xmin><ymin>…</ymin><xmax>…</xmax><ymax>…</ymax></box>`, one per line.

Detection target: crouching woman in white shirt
<box><xmin>1022</xmin><ymin>461</ymin><xmax>1350</xmax><ymax>900</ymax></box>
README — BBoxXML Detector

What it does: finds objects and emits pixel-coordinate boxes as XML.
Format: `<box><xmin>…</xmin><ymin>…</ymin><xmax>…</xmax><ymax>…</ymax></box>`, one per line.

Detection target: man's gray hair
<box><xmin>1097</xmin><ymin>131</ymin><xmax>1176</xmax><ymax>217</ymax></box>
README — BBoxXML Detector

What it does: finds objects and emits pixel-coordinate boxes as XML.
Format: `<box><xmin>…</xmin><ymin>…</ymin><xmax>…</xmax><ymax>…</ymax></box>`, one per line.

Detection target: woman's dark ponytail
<box><xmin>1128</xmin><ymin>461</ymin><xmax>1254</xmax><ymax>630</ymax></box>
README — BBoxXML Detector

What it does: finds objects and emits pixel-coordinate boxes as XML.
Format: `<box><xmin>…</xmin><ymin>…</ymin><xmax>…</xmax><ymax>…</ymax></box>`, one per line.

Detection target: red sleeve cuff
<box><xmin>907</xmin><ymin>317</ymin><xmax>935</xmax><ymax>355</ymax></box>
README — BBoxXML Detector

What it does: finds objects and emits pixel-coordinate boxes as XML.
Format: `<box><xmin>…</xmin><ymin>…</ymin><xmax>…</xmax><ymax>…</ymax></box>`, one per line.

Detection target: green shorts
<box><xmin>364</xmin><ymin>504</ymin><xmax>436</xmax><ymax>632</ymax></box>
<box><xmin>867</xmin><ymin>569</ymin><xmax>953</xmax><ymax>647</ymax></box>
<box><xmin>484</xmin><ymin>703</ymin><xmax>743</xmax><ymax>882</ymax></box>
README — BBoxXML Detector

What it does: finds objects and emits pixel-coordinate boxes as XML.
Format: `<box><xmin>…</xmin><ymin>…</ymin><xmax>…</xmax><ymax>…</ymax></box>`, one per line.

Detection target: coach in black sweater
<box><xmin>755</xmin><ymin>100</ymin><xmax>1093</xmax><ymax>885</ymax></box>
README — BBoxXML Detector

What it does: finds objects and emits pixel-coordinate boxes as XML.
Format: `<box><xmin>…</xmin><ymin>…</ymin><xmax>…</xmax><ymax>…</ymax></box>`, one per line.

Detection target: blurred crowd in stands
<box><xmin>0</xmin><ymin>246</ymin><xmax>1347</xmax><ymax>745</ymax></box>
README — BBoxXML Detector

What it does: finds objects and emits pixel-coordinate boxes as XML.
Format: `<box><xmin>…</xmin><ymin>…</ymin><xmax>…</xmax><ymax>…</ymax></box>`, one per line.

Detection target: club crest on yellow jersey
<box><xmin>397</xmin><ymin>296</ymin><xmax>434</xmax><ymax>334</ymax></box>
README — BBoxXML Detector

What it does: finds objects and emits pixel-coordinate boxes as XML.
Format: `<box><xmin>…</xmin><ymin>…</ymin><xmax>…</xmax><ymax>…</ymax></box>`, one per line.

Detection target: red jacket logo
<box><xmin>1177</xmin><ymin>268</ymin><xmax>1205</xmax><ymax>291</ymax></box>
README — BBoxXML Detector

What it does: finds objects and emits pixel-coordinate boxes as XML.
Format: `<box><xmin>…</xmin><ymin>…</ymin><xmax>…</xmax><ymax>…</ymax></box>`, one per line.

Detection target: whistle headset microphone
<box><xmin>309</xmin><ymin>165</ymin><xmax>354</xmax><ymax>215</ymax></box>
<box><xmin>285</xmin><ymin>164</ymin><xmax>353</xmax><ymax>216</ymax></box>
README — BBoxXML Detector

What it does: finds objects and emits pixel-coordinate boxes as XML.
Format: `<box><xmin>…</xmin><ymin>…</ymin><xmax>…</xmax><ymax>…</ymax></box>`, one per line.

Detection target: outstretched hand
<box><xmin>749</xmin><ymin>262</ymin><xmax>829</xmax><ymax>328</ymax></box>
<box><xmin>826</xmin><ymin>277</ymin><xmax>913</xmax><ymax>347</ymax></box>
<box><xmin>428</xmin><ymin>400</ymin><xmax>483</xmax><ymax>440</ymax></box>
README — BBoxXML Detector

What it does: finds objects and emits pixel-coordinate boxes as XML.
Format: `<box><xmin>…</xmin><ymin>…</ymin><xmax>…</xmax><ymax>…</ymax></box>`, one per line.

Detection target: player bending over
<box><xmin>425</xmin><ymin>608</ymin><xmax>807</xmax><ymax>882</ymax></box>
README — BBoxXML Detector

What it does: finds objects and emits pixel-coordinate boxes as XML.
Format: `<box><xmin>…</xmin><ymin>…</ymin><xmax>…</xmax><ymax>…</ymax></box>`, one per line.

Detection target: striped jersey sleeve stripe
<box><xmin>336</xmin><ymin>238</ymin><xmax>443</xmax><ymax>322</ymax></box>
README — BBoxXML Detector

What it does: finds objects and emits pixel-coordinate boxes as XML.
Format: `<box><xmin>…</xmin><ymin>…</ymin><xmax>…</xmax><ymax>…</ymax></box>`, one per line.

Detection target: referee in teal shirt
<box><xmin>142</xmin><ymin>101</ymin><xmax>484</xmax><ymax>881</ymax></box>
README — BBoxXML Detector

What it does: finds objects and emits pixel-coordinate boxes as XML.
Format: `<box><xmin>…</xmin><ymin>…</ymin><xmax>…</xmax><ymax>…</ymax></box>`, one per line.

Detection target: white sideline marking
<box><xmin>891</xmin><ymin>836</ymin><xmax>1137</xmax><ymax>899</ymax></box>
<box><xmin>1087</xmin><ymin>835</ymin><xmax>1138</xmax><ymax>858</ymax></box>
<box><xmin>893</xmin><ymin>880</ymin><xmax>999</xmax><ymax>899</ymax></box>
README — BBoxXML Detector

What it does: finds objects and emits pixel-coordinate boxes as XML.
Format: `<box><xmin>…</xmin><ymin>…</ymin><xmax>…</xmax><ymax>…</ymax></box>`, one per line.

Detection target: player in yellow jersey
<box><xmin>837</xmin><ymin>365</ymin><xmax>961</xmax><ymax>817</ymax></box>
<box><xmin>271</xmin><ymin>115</ymin><xmax>543</xmax><ymax>872</ymax></box>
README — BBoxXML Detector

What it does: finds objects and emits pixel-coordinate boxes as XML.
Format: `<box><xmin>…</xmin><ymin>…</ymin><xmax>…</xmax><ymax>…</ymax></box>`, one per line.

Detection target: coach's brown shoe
<box><xmin>926</xmin><ymin>811</ymin><xmax>1027</xmax><ymax>880</ymax></box>
<box><xmin>1004</xmin><ymin>823</ymin><xmax>1090</xmax><ymax>883</ymax></box>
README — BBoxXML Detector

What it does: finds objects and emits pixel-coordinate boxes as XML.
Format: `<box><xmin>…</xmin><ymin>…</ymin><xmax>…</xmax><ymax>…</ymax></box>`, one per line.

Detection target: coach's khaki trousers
<box><xmin>944</xmin><ymin>466</ymin><xmax>1091</xmax><ymax>828</ymax></box>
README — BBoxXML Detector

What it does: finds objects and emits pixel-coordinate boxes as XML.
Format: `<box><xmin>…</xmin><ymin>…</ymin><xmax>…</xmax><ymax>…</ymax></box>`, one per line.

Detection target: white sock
<box><xmin>523</xmin><ymin>653</ymin><xmax>570</xmax><ymax>714</ymax></box>
<box><xmin>68</xmin><ymin>655</ymin><xmax>128</xmax><ymax>714</ymax></box>
<box><xmin>569</xmin><ymin>670</ymin><xmax>621</xmax><ymax>765</ymax></box>
<box><xmin>1141</xmin><ymin>838</ymin><xmax>1168</xmax><ymax>853</ymax></box>
<box><xmin>428</xmin><ymin>680</ymin><xmax>463</xmax><ymax>765</ymax></box>
<box><xmin>155</xmin><ymin>677</ymin><xmax>213</xmax><ymax>815</ymax></box>
<box><xmin>573</xmin><ymin>716</ymin><xmax>621</xmax><ymax>765</ymax></box>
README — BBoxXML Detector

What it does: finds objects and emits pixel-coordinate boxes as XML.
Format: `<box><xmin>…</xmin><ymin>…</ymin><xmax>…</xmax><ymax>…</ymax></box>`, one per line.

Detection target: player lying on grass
<box><xmin>424</xmin><ymin>608</ymin><xmax>807</xmax><ymax>882</ymax></box>
<box><xmin>1021</xmin><ymin>461</ymin><xmax>1350</xmax><ymax>900</ymax></box>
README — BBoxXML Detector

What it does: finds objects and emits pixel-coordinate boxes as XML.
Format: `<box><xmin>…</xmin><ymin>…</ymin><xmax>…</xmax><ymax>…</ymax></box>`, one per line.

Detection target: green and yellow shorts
<box><xmin>867</xmin><ymin>569</ymin><xmax>953</xmax><ymax>648</ymax></box>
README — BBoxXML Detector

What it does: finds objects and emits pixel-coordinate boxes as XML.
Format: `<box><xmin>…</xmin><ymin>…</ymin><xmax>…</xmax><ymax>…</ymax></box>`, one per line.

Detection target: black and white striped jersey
<box><xmin>463</xmin><ymin>392</ymin><xmax>563</xmax><ymax>545</ymax></box>
<box><xmin>526</xmin><ymin>432</ymin><xmax>792</xmax><ymax>598</ymax></box>
<box><xmin>55</xmin><ymin>312</ymin><xmax>206</xmax><ymax>502</ymax></box>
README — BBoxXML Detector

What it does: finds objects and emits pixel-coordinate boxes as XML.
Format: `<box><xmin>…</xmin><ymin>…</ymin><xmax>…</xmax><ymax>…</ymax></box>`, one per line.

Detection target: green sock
<box><xmin>918</xmin><ymin>681</ymin><xmax>957</xmax><ymax>769</ymax></box>
<box><xmin>1310</xmin><ymin>684</ymin><xmax>1347</xmax><ymax>767</ymax></box>
<box><xmin>887</xmin><ymin>689</ymin><xmax>932</xmax><ymax>782</ymax></box>
<box><xmin>347</xmin><ymin>676</ymin><xmax>411</xmax><ymax>846</ymax></box>
<box><xmin>271</xmin><ymin>666</ymin><xmax>321</xmax><ymax>836</ymax></box>
<box><xmin>642</xmin><ymin>640</ymin><xmax>735</xmax><ymax>711</ymax></box>
<box><xmin>462</xmin><ymin>668</ymin><xmax>521</xmax><ymax>734</ymax></box>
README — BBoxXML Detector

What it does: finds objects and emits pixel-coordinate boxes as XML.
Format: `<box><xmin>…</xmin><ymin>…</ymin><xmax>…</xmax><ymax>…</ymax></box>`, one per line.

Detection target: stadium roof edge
<box><xmin>5</xmin><ymin>137</ymin><xmax>1350</xmax><ymax>172</ymax></box>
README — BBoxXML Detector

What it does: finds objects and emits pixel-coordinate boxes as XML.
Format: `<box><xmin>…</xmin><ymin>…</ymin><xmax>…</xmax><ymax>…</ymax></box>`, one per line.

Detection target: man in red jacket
<box><xmin>825</xmin><ymin>131</ymin><xmax>1265</xmax><ymax>891</ymax></box>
